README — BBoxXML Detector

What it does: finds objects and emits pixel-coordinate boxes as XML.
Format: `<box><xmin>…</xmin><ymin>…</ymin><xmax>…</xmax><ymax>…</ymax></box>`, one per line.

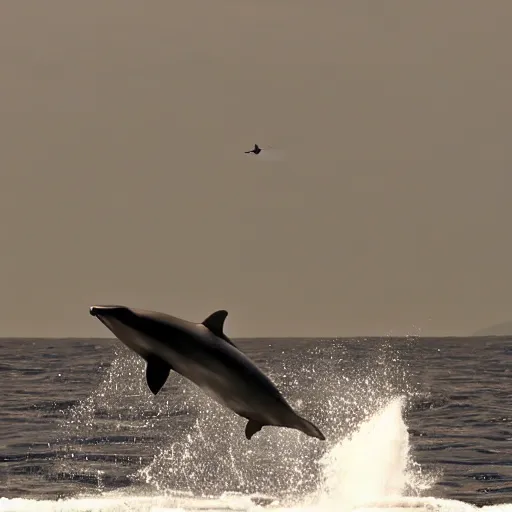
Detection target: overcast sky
<box><xmin>1</xmin><ymin>1</ymin><xmax>511</xmax><ymax>338</ymax></box>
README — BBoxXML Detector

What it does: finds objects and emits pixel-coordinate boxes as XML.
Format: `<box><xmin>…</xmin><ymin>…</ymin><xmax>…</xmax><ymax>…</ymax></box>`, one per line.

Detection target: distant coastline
<box><xmin>472</xmin><ymin>322</ymin><xmax>512</xmax><ymax>337</ymax></box>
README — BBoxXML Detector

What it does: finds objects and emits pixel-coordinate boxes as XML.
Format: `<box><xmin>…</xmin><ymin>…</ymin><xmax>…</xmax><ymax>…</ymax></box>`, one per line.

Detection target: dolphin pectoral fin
<box><xmin>245</xmin><ymin>419</ymin><xmax>264</xmax><ymax>440</ymax></box>
<box><xmin>146</xmin><ymin>356</ymin><xmax>172</xmax><ymax>395</ymax></box>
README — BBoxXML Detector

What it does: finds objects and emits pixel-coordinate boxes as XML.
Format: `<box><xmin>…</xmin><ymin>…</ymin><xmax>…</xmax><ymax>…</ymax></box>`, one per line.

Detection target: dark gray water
<box><xmin>1</xmin><ymin>337</ymin><xmax>511</xmax><ymax>508</ymax></box>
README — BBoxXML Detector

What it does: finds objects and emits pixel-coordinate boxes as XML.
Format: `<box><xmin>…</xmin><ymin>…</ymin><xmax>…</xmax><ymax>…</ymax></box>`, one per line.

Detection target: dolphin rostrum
<box><xmin>90</xmin><ymin>305</ymin><xmax>325</xmax><ymax>441</ymax></box>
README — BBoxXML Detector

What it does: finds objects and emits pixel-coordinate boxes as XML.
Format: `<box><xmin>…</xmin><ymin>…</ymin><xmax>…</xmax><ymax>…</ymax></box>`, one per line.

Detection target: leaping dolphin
<box><xmin>89</xmin><ymin>305</ymin><xmax>325</xmax><ymax>441</ymax></box>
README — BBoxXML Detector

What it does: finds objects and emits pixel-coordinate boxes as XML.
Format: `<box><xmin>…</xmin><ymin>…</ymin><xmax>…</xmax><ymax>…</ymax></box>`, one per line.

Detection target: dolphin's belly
<box><xmin>159</xmin><ymin>344</ymin><xmax>284</xmax><ymax>421</ymax></box>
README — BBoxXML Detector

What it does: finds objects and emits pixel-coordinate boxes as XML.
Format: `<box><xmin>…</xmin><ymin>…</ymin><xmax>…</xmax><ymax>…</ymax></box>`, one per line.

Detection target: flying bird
<box><xmin>245</xmin><ymin>144</ymin><xmax>262</xmax><ymax>155</ymax></box>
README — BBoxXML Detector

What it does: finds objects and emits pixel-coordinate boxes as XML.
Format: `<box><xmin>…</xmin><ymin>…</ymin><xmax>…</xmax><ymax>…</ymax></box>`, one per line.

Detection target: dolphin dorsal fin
<box><xmin>202</xmin><ymin>310</ymin><xmax>228</xmax><ymax>337</ymax></box>
<box><xmin>202</xmin><ymin>310</ymin><xmax>240</xmax><ymax>349</ymax></box>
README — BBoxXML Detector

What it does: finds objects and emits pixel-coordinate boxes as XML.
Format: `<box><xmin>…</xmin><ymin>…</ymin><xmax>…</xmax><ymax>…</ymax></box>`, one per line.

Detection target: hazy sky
<box><xmin>1</xmin><ymin>1</ymin><xmax>512</xmax><ymax>338</ymax></box>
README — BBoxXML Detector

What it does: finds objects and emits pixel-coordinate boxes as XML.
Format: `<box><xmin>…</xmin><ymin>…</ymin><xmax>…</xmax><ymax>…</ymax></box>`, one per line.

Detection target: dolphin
<box><xmin>89</xmin><ymin>305</ymin><xmax>325</xmax><ymax>441</ymax></box>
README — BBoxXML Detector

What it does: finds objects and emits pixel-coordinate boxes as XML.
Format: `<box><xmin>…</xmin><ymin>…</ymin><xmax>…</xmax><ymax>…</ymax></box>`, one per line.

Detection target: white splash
<box><xmin>314</xmin><ymin>398</ymin><xmax>415</xmax><ymax>509</ymax></box>
<box><xmin>3</xmin><ymin>398</ymin><xmax>509</xmax><ymax>512</ymax></box>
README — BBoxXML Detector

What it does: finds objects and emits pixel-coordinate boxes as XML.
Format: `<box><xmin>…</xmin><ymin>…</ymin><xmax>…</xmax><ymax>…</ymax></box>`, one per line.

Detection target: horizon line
<box><xmin>0</xmin><ymin>334</ymin><xmax>509</xmax><ymax>341</ymax></box>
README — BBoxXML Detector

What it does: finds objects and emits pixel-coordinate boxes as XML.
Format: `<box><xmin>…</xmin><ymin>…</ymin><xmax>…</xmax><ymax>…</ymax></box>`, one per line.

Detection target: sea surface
<box><xmin>1</xmin><ymin>336</ymin><xmax>511</xmax><ymax>512</ymax></box>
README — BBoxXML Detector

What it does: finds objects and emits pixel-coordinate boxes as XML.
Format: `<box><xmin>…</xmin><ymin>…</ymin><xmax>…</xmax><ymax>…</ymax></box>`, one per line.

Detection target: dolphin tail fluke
<box><xmin>296</xmin><ymin>416</ymin><xmax>326</xmax><ymax>441</ymax></box>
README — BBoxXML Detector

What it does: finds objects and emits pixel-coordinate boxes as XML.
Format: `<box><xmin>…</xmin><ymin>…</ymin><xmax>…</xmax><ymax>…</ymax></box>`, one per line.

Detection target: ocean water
<box><xmin>1</xmin><ymin>336</ymin><xmax>511</xmax><ymax>512</ymax></box>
